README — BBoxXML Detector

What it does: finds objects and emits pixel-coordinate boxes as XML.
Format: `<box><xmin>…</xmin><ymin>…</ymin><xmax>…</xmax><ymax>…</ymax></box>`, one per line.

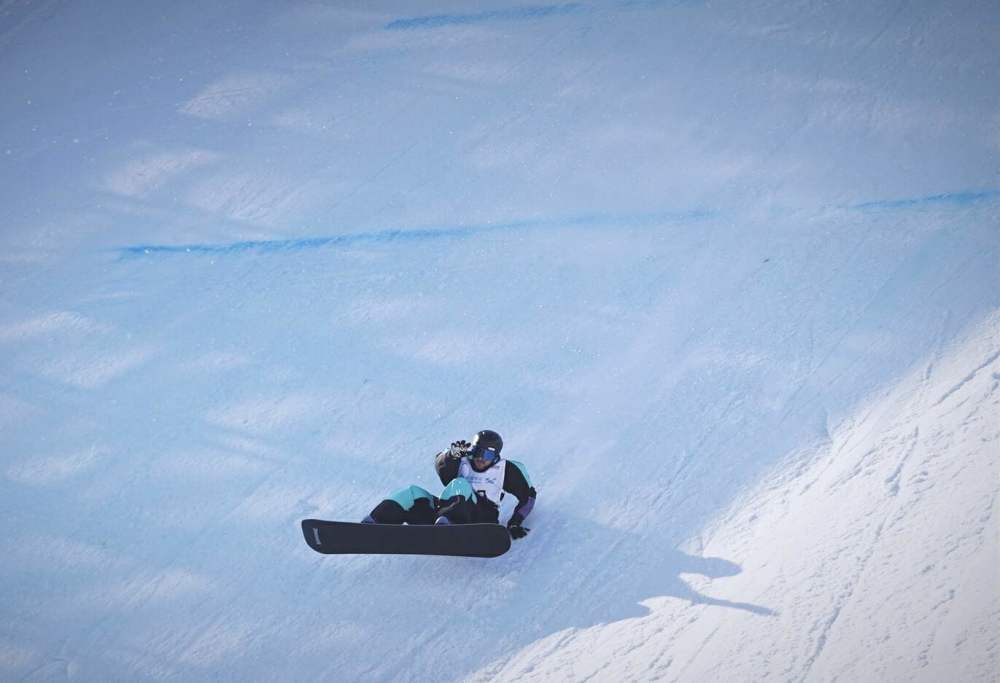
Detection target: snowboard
<box><xmin>301</xmin><ymin>519</ymin><xmax>511</xmax><ymax>558</ymax></box>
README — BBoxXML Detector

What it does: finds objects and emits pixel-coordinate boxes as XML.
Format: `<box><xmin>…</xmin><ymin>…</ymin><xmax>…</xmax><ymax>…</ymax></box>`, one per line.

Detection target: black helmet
<box><xmin>469</xmin><ymin>429</ymin><xmax>503</xmax><ymax>462</ymax></box>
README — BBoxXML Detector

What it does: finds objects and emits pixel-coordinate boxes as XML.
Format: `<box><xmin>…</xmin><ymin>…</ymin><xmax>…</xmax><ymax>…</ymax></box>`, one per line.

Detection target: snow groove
<box><xmin>933</xmin><ymin>348</ymin><xmax>1000</xmax><ymax>407</ymax></box>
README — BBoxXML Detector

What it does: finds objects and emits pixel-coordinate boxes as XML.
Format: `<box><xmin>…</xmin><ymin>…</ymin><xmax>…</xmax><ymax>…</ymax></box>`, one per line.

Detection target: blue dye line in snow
<box><xmin>851</xmin><ymin>190</ymin><xmax>1000</xmax><ymax>211</ymax></box>
<box><xmin>617</xmin><ymin>0</ymin><xmax>704</xmax><ymax>7</ymax></box>
<box><xmin>117</xmin><ymin>188</ymin><xmax>995</xmax><ymax>259</ymax></box>
<box><xmin>385</xmin><ymin>3</ymin><xmax>583</xmax><ymax>30</ymax></box>
<box><xmin>117</xmin><ymin>210</ymin><xmax>714</xmax><ymax>259</ymax></box>
<box><xmin>119</xmin><ymin>226</ymin><xmax>475</xmax><ymax>257</ymax></box>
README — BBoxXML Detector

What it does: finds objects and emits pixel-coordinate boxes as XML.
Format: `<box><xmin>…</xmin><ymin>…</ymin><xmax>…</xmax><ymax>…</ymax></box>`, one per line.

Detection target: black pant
<box><xmin>368</xmin><ymin>478</ymin><xmax>499</xmax><ymax>524</ymax></box>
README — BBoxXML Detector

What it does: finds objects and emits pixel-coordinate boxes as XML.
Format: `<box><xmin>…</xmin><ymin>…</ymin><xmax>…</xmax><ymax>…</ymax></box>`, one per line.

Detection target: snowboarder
<box><xmin>362</xmin><ymin>430</ymin><xmax>536</xmax><ymax>540</ymax></box>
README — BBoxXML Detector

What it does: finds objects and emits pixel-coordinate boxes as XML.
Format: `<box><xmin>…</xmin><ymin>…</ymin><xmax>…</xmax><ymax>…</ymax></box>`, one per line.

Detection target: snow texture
<box><xmin>0</xmin><ymin>1</ymin><xmax>997</xmax><ymax>681</ymax></box>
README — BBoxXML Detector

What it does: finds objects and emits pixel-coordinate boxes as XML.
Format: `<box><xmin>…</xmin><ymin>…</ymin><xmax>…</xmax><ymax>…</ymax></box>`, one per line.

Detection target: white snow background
<box><xmin>1</xmin><ymin>1</ymin><xmax>998</xmax><ymax>681</ymax></box>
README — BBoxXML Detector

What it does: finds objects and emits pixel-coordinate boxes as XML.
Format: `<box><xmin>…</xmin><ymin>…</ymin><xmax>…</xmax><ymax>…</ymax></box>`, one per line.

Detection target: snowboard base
<box><xmin>301</xmin><ymin>519</ymin><xmax>511</xmax><ymax>558</ymax></box>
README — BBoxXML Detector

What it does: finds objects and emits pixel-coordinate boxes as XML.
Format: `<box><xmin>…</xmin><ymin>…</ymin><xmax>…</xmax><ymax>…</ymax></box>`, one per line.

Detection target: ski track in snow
<box><xmin>933</xmin><ymin>348</ymin><xmax>1000</xmax><ymax>408</ymax></box>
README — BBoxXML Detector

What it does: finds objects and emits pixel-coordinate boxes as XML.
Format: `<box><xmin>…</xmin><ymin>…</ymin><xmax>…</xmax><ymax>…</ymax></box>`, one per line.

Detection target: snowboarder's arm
<box><xmin>503</xmin><ymin>460</ymin><xmax>536</xmax><ymax>527</ymax></box>
<box><xmin>435</xmin><ymin>441</ymin><xmax>468</xmax><ymax>486</ymax></box>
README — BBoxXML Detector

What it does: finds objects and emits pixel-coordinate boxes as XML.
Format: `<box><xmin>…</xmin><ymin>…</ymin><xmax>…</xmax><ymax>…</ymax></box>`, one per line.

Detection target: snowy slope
<box><xmin>1</xmin><ymin>1</ymin><xmax>998</xmax><ymax>681</ymax></box>
<box><xmin>472</xmin><ymin>313</ymin><xmax>1000</xmax><ymax>682</ymax></box>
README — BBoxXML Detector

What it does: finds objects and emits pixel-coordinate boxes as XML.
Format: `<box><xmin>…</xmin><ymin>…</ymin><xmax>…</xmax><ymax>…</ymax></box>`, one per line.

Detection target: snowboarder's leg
<box><xmin>366</xmin><ymin>485</ymin><xmax>438</xmax><ymax>525</ymax></box>
<box><xmin>436</xmin><ymin>478</ymin><xmax>479</xmax><ymax>524</ymax></box>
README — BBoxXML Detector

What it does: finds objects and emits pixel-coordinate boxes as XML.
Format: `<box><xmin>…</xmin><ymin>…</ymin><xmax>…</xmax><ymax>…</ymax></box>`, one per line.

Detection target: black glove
<box><xmin>508</xmin><ymin>522</ymin><xmax>530</xmax><ymax>540</ymax></box>
<box><xmin>448</xmin><ymin>440</ymin><xmax>471</xmax><ymax>458</ymax></box>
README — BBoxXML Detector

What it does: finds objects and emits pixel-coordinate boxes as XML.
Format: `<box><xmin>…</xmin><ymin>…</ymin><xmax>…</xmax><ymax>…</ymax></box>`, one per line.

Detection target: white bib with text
<box><xmin>458</xmin><ymin>458</ymin><xmax>506</xmax><ymax>506</ymax></box>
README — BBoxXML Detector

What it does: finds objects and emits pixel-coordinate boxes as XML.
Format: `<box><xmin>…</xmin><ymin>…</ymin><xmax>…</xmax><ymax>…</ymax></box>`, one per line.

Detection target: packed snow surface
<box><xmin>1</xmin><ymin>1</ymin><xmax>997</xmax><ymax>681</ymax></box>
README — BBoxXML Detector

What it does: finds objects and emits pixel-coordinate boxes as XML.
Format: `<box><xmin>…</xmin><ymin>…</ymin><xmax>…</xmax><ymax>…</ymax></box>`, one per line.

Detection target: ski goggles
<box><xmin>472</xmin><ymin>447</ymin><xmax>499</xmax><ymax>463</ymax></box>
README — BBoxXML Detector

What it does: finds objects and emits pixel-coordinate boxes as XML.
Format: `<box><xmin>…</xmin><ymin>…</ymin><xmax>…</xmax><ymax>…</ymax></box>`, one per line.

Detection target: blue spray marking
<box><xmin>116</xmin><ymin>188</ymin><xmax>995</xmax><ymax>260</ymax></box>
<box><xmin>851</xmin><ymin>190</ymin><xmax>1000</xmax><ymax>211</ymax></box>
<box><xmin>616</xmin><ymin>0</ymin><xmax>704</xmax><ymax>7</ymax></box>
<box><xmin>116</xmin><ymin>209</ymin><xmax>715</xmax><ymax>259</ymax></box>
<box><xmin>385</xmin><ymin>3</ymin><xmax>583</xmax><ymax>30</ymax></box>
<box><xmin>119</xmin><ymin>226</ymin><xmax>475</xmax><ymax>258</ymax></box>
